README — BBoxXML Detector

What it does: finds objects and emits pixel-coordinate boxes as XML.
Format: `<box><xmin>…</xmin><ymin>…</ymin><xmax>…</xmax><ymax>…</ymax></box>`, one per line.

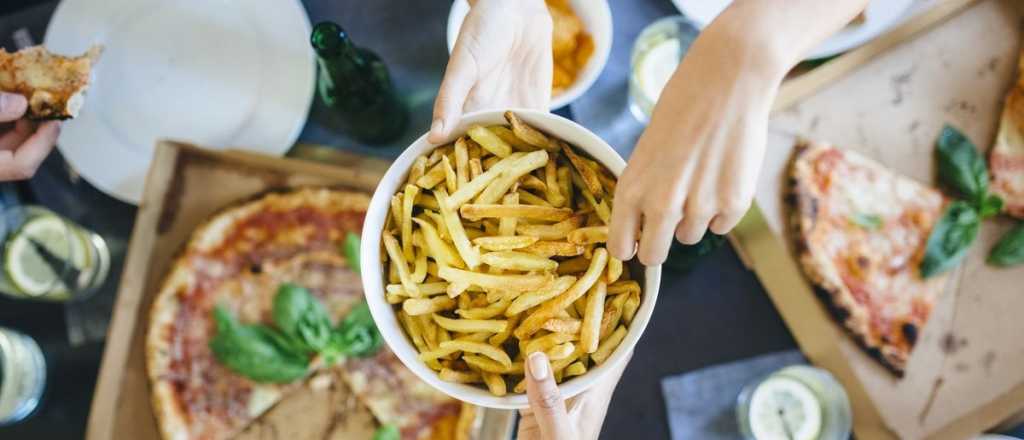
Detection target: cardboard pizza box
<box><xmin>730</xmin><ymin>1</ymin><xmax>1024</xmax><ymax>438</ymax></box>
<box><xmin>85</xmin><ymin>141</ymin><xmax>515</xmax><ymax>439</ymax></box>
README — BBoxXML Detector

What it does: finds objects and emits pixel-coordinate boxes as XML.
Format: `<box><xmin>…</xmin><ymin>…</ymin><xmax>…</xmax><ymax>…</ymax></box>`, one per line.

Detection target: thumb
<box><xmin>429</xmin><ymin>41</ymin><xmax>477</xmax><ymax>144</ymax></box>
<box><xmin>525</xmin><ymin>352</ymin><xmax>574</xmax><ymax>440</ymax></box>
<box><xmin>0</xmin><ymin>93</ymin><xmax>27</xmax><ymax>122</ymax></box>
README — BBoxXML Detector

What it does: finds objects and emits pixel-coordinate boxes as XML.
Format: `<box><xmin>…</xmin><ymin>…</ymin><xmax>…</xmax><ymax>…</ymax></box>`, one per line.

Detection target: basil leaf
<box><xmin>935</xmin><ymin>125</ymin><xmax>989</xmax><ymax>204</ymax></box>
<box><xmin>978</xmin><ymin>193</ymin><xmax>1004</xmax><ymax>219</ymax></box>
<box><xmin>273</xmin><ymin>284</ymin><xmax>333</xmax><ymax>353</ymax></box>
<box><xmin>848</xmin><ymin>213</ymin><xmax>883</xmax><ymax>230</ymax></box>
<box><xmin>209</xmin><ymin>306</ymin><xmax>309</xmax><ymax>383</ymax></box>
<box><xmin>373</xmin><ymin>424</ymin><xmax>400</xmax><ymax>440</ymax></box>
<box><xmin>324</xmin><ymin>301</ymin><xmax>383</xmax><ymax>363</ymax></box>
<box><xmin>988</xmin><ymin>222</ymin><xmax>1024</xmax><ymax>267</ymax></box>
<box><xmin>344</xmin><ymin>232</ymin><xmax>361</xmax><ymax>274</ymax></box>
<box><xmin>920</xmin><ymin>201</ymin><xmax>981</xmax><ymax>278</ymax></box>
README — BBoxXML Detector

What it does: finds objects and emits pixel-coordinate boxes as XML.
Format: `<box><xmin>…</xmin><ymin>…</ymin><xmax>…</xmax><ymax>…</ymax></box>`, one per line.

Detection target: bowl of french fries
<box><xmin>446</xmin><ymin>0</ymin><xmax>612</xmax><ymax>109</ymax></box>
<box><xmin>361</xmin><ymin>108</ymin><xmax>661</xmax><ymax>409</ymax></box>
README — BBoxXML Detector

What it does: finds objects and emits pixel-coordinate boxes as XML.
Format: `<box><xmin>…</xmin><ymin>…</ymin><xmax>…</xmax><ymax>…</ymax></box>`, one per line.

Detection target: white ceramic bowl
<box><xmin>445</xmin><ymin>0</ymin><xmax>612</xmax><ymax>110</ymax></box>
<box><xmin>361</xmin><ymin>109</ymin><xmax>661</xmax><ymax>409</ymax></box>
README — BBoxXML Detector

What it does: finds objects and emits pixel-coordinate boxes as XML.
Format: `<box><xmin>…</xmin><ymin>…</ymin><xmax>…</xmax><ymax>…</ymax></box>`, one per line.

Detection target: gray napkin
<box><xmin>661</xmin><ymin>350</ymin><xmax>806</xmax><ymax>440</ymax></box>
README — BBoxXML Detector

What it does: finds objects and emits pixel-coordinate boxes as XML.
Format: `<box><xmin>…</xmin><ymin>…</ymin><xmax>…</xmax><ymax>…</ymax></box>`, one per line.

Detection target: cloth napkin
<box><xmin>661</xmin><ymin>350</ymin><xmax>806</xmax><ymax>440</ymax></box>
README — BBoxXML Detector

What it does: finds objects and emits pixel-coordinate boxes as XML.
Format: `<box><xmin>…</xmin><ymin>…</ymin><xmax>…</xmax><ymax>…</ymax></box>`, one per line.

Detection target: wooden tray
<box><xmin>85</xmin><ymin>141</ymin><xmax>514</xmax><ymax>439</ymax></box>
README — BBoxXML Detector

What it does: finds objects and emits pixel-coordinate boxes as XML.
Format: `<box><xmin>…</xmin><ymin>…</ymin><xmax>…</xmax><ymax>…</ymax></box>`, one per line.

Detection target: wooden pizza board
<box><xmin>730</xmin><ymin>1</ymin><xmax>1024</xmax><ymax>438</ymax></box>
<box><xmin>84</xmin><ymin>141</ymin><xmax>515</xmax><ymax>440</ymax></box>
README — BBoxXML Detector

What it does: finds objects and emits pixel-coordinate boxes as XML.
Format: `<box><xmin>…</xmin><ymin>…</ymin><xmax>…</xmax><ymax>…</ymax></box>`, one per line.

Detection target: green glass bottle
<box><xmin>311</xmin><ymin>21</ymin><xmax>408</xmax><ymax>144</ymax></box>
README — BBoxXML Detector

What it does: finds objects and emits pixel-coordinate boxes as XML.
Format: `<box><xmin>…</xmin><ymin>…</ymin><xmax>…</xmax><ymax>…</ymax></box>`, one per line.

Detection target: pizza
<box><xmin>0</xmin><ymin>45</ymin><xmax>101</xmax><ymax>119</ymax></box>
<box><xmin>146</xmin><ymin>188</ymin><xmax>472</xmax><ymax>440</ymax></box>
<box><xmin>990</xmin><ymin>50</ymin><xmax>1024</xmax><ymax>219</ymax></box>
<box><xmin>788</xmin><ymin>141</ymin><xmax>950</xmax><ymax>375</ymax></box>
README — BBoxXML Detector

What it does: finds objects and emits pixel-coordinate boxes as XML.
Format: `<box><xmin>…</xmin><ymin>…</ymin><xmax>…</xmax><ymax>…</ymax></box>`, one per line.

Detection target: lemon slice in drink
<box><xmin>4</xmin><ymin>215</ymin><xmax>88</xmax><ymax>297</ymax></box>
<box><xmin>748</xmin><ymin>376</ymin><xmax>823</xmax><ymax>440</ymax></box>
<box><xmin>635</xmin><ymin>38</ymin><xmax>681</xmax><ymax>104</ymax></box>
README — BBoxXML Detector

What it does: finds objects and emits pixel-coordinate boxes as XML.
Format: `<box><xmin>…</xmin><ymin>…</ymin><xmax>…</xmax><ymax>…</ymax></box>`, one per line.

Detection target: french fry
<box><xmin>403</xmin><ymin>296</ymin><xmax>456</xmax><ymax>316</ymax></box>
<box><xmin>564</xmin><ymin>361</ymin><xmax>587</xmax><ymax>378</ymax></box>
<box><xmin>489</xmin><ymin>313</ymin><xmax>519</xmax><ymax>346</ymax></box>
<box><xmin>542</xmin><ymin>317</ymin><xmax>581</xmax><ymax>334</ymax></box>
<box><xmin>515</xmin><ymin>248</ymin><xmax>608</xmax><ymax>339</ymax></box>
<box><xmin>481</xmin><ymin>251</ymin><xmax>558</xmax><ymax>272</ymax></box>
<box><xmin>606</xmin><ymin>257</ymin><xmax>623</xmax><ymax>283</ymax></box>
<box><xmin>436</xmin><ymin>189</ymin><xmax>482</xmax><ymax>269</ymax></box>
<box><xmin>475</xmin><ymin>150</ymin><xmax>549</xmax><ymax>205</ymax></box>
<box><xmin>599</xmin><ymin>292</ymin><xmax>627</xmax><ymax>339</ymax></box>
<box><xmin>513</xmin><ymin>378</ymin><xmax>527</xmax><ymax>394</ymax></box>
<box><xmin>482</xmin><ymin>155</ymin><xmax>500</xmax><ymax>170</ymax></box>
<box><xmin>411</xmin><ymin>237</ymin><xmax>428</xmax><ymax>283</ymax></box>
<box><xmin>440</xmin><ymin>368</ymin><xmax>482</xmax><ymax>384</ymax></box>
<box><xmin>457</xmin><ymin>298</ymin><xmax>511</xmax><ymax>320</ymax></box>
<box><xmin>607</xmin><ymin>280</ymin><xmax>641</xmax><ymax>296</ymax></box>
<box><xmin>517</xmin><ymin>190</ymin><xmax>552</xmax><ymax>207</ymax></box>
<box><xmin>415</xmin><ymin>193</ymin><xmax>440</xmax><ymax>210</ymax></box>
<box><xmin>427</xmin><ymin>261</ymin><xmax>440</xmax><ymax>279</ymax></box>
<box><xmin>580</xmin><ymin>281</ymin><xmax>606</xmax><ymax>353</ymax></box>
<box><xmin>383</xmin><ymin>232</ymin><xmax>419</xmax><ymax>297</ymax></box>
<box><xmin>571</xmin><ymin>171</ymin><xmax>611</xmax><ymax>224</ymax></box>
<box><xmin>506</xmin><ymin>275</ymin><xmax>576</xmax><ymax>316</ymax></box>
<box><xmin>467</xmin><ymin>138</ymin><xmax>482</xmax><ymax>160</ymax></box>
<box><xmin>418</xmin><ymin>314</ymin><xmax>439</xmax><ymax>350</ymax></box>
<box><xmin>544</xmin><ymin>159</ymin><xmax>566</xmax><ymax>207</ymax></box>
<box><xmin>622</xmin><ymin>291</ymin><xmax>640</xmax><ymax>325</ymax></box>
<box><xmin>455</xmin><ymin>137</ymin><xmax>470</xmax><ymax>189</ymax></box>
<box><xmin>567</xmin><ymin>226</ymin><xmax>608</xmax><ymax>245</ymax></box>
<box><xmin>473</xmin><ymin>235</ymin><xmax>538</xmax><ymax>251</ymax></box>
<box><xmin>426</xmin><ymin>147</ymin><xmax>445</xmax><ymax>168</ymax></box>
<box><xmin>482</xmin><ymin>372</ymin><xmax>507</xmax><ymax>396</ymax></box>
<box><xmin>412</xmin><ymin>218</ymin><xmax>465</xmax><ymax>269</ymax></box>
<box><xmin>595</xmin><ymin>167</ymin><xmax>617</xmax><ymax>194</ymax></box>
<box><xmin>490</xmin><ymin>125</ymin><xmax>535</xmax><ymax>151</ymax></box>
<box><xmin>455</xmin><ymin>332</ymin><xmax>493</xmax><ymax>343</ymax></box>
<box><xmin>442</xmin><ymin>155</ymin><xmax>458</xmax><ymax>193</ymax></box>
<box><xmin>440</xmin><ymin>340</ymin><xmax>513</xmax><ymax>368</ymax></box>
<box><xmin>592</xmin><ymin>325</ymin><xmax>627</xmax><ymax>365</ymax></box>
<box><xmin>467</xmin><ymin>125</ymin><xmax>513</xmax><ymax>158</ymax></box>
<box><xmin>561</xmin><ymin>141</ymin><xmax>603</xmax><ymax>196</ymax></box>
<box><xmin>547</xmin><ymin>342</ymin><xmax>576</xmax><ymax>361</ymax></box>
<box><xmin>390</xmin><ymin>195</ymin><xmax>403</xmax><ymax>231</ymax></box>
<box><xmin>516</xmin><ymin>215</ymin><xmax>585</xmax><ymax>240</ymax></box>
<box><xmin>557</xmin><ymin>165</ymin><xmax>574</xmax><ymax>209</ymax></box>
<box><xmin>469</xmin><ymin>158</ymin><xmax>483</xmax><ymax>180</ymax></box>
<box><xmin>409</xmin><ymin>155</ymin><xmax>428</xmax><ymax>185</ymax></box>
<box><xmin>520</xmin><ymin>240</ymin><xmax>586</xmax><ymax>258</ymax></box>
<box><xmin>519</xmin><ymin>174</ymin><xmax>547</xmax><ymax>192</ymax></box>
<box><xmin>386</xmin><ymin>292</ymin><xmax>404</xmax><ymax>304</ymax></box>
<box><xmin>447</xmin><ymin>281</ymin><xmax>470</xmax><ymax>299</ymax></box>
<box><xmin>557</xmin><ymin>256</ymin><xmax>591</xmax><ymax>274</ymax></box>
<box><xmin>504</xmin><ymin>111</ymin><xmax>556</xmax><ymax>151</ymax></box>
<box><xmin>432</xmin><ymin>314</ymin><xmax>508</xmax><ymax>333</ymax></box>
<box><xmin>439</xmin><ymin>266</ymin><xmax>552</xmax><ymax>292</ymax></box>
<box><xmin>416</xmin><ymin>161</ymin><xmax>447</xmax><ymax>189</ymax></box>
<box><xmin>465</xmin><ymin>355</ymin><xmax>524</xmax><ymax>375</ymax></box>
<box><xmin>402</xmin><ymin>184</ymin><xmax>420</xmax><ymax>260</ymax></box>
<box><xmin>418</xmin><ymin>345</ymin><xmax>460</xmax><ymax>363</ymax></box>
<box><xmin>496</xmin><ymin>193</ymin><xmax>519</xmax><ymax>257</ymax></box>
<box><xmin>386</xmin><ymin>282</ymin><xmax>448</xmax><ymax>297</ymax></box>
<box><xmin>387</xmin><ymin>258</ymin><xmax>400</xmax><ymax>283</ymax></box>
<box><xmin>523</xmin><ymin>332</ymin><xmax>577</xmax><ymax>355</ymax></box>
<box><xmin>447</xmin><ymin>152</ymin><xmax>526</xmax><ymax>209</ymax></box>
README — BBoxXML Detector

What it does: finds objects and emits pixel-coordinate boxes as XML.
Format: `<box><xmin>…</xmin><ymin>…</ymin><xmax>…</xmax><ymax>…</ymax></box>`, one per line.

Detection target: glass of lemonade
<box><xmin>0</xmin><ymin>205</ymin><xmax>110</xmax><ymax>302</ymax></box>
<box><xmin>0</xmin><ymin>327</ymin><xmax>46</xmax><ymax>426</ymax></box>
<box><xmin>628</xmin><ymin>16</ymin><xmax>701</xmax><ymax>123</ymax></box>
<box><xmin>736</xmin><ymin>365</ymin><xmax>852</xmax><ymax>440</ymax></box>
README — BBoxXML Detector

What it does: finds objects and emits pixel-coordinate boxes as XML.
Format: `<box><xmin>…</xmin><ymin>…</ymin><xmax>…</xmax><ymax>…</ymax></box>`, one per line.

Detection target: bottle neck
<box><xmin>311</xmin><ymin>22</ymin><xmax>364</xmax><ymax>73</ymax></box>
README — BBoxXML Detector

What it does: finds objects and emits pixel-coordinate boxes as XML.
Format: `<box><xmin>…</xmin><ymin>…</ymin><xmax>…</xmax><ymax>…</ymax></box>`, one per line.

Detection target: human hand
<box><xmin>517</xmin><ymin>351</ymin><xmax>630</xmax><ymax>440</ymax></box>
<box><xmin>428</xmin><ymin>0</ymin><xmax>553</xmax><ymax>144</ymax></box>
<box><xmin>0</xmin><ymin>93</ymin><xmax>60</xmax><ymax>181</ymax></box>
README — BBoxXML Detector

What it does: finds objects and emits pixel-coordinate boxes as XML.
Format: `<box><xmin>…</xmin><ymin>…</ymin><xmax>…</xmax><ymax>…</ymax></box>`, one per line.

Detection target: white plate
<box><xmin>44</xmin><ymin>0</ymin><xmax>315</xmax><ymax>204</ymax></box>
<box><xmin>671</xmin><ymin>0</ymin><xmax>914</xmax><ymax>59</ymax></box>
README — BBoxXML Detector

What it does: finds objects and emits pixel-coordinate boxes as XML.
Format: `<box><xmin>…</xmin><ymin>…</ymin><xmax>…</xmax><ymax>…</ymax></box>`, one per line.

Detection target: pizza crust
<box><xmin>990</xmin><ymin>51</ymin><xmax>1024</xmax><ymax>219</ymax></box>
<box><xmin>787</xmin><ymin>140</ymin><xmax>948</xmax><ymax>376</ymax></box>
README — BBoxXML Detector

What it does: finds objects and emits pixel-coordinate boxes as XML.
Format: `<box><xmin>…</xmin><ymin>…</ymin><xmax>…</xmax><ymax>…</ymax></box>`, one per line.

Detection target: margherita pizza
<box><xmin>990</xmin><ymin>50</ymin><xmax>1024</xmax><ymax>219</ymax></box>
<box><xmin>0</xmin><ymin>45</ymin><xmax>101</xmax><ymax>119</ymax></box>
<box><xmin>146</xmin><ymin>188</ymin><xmax>472</xmax><ymax>440</ymax></box>
<box><xmin>788</xmin><ymin>141</ymin><xmax>950</xmax><ymax>375</ymax></box>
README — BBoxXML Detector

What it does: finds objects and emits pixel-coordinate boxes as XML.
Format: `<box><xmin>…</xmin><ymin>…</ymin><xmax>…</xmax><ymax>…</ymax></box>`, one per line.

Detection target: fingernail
<box><xmin>430</xmin><ymin>118</ymin><xmax>443</xmax><ymax>135</ymax></box>
<box><xmin>528</xmin><ymin>352</ymin><xmax>549</xmax><ymax>380</ymax></box>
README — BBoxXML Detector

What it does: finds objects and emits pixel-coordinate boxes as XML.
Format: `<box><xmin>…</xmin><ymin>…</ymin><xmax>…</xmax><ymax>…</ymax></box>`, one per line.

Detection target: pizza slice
<box><xmin>0</xmin><ymin>45</ymin><xmax>101</xmax><ymax>119</ymax></box>
<box><xmin>990</xmin><ymin>50</ymin><xmax>1024</xmax><ymax>219</ymax></box>
<box><xmin>788</xmin><ymin>140</ymin><xmax>950</xmax><ymax>375</ymax></box>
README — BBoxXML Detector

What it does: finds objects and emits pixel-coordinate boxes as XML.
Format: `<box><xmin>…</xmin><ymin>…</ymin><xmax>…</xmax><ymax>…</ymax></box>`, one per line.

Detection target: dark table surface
<box><xmin>0</xmin><ymin>1</ymin><xmax>1021</xmax><ymax>439</ymax></box>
